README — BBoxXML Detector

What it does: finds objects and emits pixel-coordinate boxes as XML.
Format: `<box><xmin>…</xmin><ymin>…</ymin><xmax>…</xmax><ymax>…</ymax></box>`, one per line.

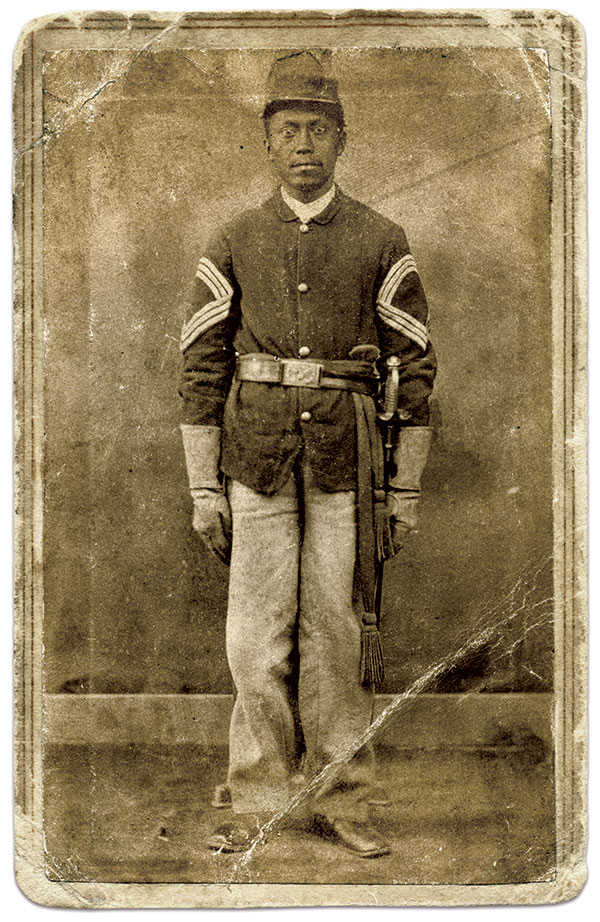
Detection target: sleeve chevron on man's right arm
<box><xmin>178</xmin><ymin>230</ymin><xmax>240</xmax><ymax>427</ymax></box>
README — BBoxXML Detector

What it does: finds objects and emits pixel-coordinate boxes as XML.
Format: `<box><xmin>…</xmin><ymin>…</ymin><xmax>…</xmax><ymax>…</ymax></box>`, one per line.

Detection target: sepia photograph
<box><xmin>13</xmin><ymin>8</ymin><xmax>586</xmax><ymax>908</ymax></box>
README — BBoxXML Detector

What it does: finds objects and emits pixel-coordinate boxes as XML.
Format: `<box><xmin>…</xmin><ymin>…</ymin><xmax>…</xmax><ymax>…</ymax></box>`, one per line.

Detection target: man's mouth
<box><xmin>291</xmin><ymin>162</ymin><xmax>321</xmax><ymax>168</ymax></box>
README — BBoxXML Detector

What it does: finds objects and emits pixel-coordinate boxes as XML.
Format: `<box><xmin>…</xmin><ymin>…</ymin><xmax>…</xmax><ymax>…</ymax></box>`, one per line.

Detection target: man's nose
<box><xmin>294</xmin><ymin>127</ymin><xmax>314</xmax><ymax>152</ymax></box>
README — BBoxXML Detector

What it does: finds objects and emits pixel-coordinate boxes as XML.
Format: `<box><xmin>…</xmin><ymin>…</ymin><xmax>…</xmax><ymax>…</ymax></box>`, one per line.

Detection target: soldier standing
<box><xmin>180</xmin><ymin>52</ymin><xmax>436</xmax><ymax>858</ymax></box>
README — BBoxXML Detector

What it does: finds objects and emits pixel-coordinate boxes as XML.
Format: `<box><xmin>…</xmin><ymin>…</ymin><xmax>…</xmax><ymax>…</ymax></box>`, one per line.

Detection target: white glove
<box><xmin>384</xmin><ymin>426</ymin><xmax>433</xmax><ymax>558</ymax></box>
<box><xmin>181</xmin><ymin>425</ymin><xmax>232</xmax><ymax>565</ymax></box>
<box><xmin>190</xmin><ymin>488</ymin><xmax>232</xmax><ymax>565</ymax></box>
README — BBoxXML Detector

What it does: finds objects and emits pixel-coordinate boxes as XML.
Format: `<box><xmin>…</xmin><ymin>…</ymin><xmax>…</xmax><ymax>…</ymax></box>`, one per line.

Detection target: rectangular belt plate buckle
<box><xmin>281</xmin><ymin>360</ymin><xmax>321</xmax><ymax>388</ymax></box>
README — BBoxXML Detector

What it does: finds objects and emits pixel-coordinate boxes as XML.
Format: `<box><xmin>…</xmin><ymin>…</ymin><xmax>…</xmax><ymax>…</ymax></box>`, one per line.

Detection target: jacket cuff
<box><xmin>388</xmin><ymin>426</ymin><xmax>433</xmax><ymax>491</ymax></box>
<box><xmin>180</xmin><ymin>424</ymin><xmax>222</xmax><ymax>489</ymax></box>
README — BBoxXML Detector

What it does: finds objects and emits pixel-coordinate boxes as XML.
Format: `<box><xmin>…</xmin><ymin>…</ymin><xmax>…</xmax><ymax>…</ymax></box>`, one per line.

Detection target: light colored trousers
<box><xmin>226</xmin><ymin>464</ymin><xmax>375</xmax><ymax>821</ymax></box>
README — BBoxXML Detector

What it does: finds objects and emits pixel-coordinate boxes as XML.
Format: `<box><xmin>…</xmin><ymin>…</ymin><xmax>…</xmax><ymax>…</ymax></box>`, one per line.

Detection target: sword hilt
<box><xmin>378</xmin><ymin>355</ymin><xmax>401</xmax><ymax>422</ymax></box>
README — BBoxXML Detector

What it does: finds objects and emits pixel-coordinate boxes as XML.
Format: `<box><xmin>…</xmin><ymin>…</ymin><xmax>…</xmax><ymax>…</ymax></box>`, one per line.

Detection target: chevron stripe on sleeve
<box><xmin>376</xmin><ymin>254</ymin><xmax>428</xmax><ymax>351</ymax></box>
<box><xmin>180</xmin><ymin>257</ymin><xmax>234</xmax><ymax>352</ymax></box>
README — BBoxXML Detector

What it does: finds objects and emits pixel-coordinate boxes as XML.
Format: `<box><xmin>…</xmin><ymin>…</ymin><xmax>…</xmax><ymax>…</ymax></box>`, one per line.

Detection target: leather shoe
<box><xmin>206</xmin><ymin>822</ymin><xmax>260</xmax><ymax>853</ymax></box>
<box><xmin>311</xmin><ymin>814</ymin><xmax>391</xmax><ymax>858</ymax></box>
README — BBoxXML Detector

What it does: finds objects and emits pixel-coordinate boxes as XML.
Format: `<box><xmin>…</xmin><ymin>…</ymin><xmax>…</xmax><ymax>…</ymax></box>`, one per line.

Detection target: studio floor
<box><xmin>43</xmin><ymin>739</ymin><xmax>555</xmax><ymax>886</ymax></box>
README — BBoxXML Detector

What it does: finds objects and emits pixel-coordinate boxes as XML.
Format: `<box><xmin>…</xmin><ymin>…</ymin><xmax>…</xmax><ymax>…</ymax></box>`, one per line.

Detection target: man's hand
<box><xmin>190</xmin><ymin>488</ymin><xmax>232</xmax><ymax>565</ymax></box>
<box><xmin>386</xmin><ymin>489</ymin><xmax>420</xmax><ymax>556</ymax></box>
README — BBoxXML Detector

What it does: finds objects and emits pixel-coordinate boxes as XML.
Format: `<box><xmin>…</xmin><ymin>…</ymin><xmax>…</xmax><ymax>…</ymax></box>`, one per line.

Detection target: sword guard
<box><xmin>349</xmin><ymin>344</ymin><xmax>381</xmax><ymax>363</ymax></box>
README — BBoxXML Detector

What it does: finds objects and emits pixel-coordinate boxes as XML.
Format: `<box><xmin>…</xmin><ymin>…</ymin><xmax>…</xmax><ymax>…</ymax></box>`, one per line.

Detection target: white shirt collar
<box><xmin>280</xmin><ymin>183</ymin><xmax>336</xmax><ymax>224</ymax></box>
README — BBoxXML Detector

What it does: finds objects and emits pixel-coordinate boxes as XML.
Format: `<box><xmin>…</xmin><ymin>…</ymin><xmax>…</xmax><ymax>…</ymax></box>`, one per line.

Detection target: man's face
<box><xmin>266</xmin><ymin>107</ymin><xmax>346</xmax><ymax>200</ymax></box>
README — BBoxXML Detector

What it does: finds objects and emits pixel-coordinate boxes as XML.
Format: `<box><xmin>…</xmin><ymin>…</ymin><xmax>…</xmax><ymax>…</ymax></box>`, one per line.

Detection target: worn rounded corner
<box><xmin>552</xmin><ymin>9</ymin><xmax>587</xmax><ymax>48</ymax></box>
<box><xmin>13</xmin><ymin>12</ymin><xmax>71</xmax><ymax>72</ymax></box>
<box><xmin>13</xmin><ymin>854</ymin><xmax>55</xmax><ymax>909</ymax></box>
<box><xmin>553</xmin><ymin>861</ymin><xmax>589</xmax><ymax>904</ymax></box>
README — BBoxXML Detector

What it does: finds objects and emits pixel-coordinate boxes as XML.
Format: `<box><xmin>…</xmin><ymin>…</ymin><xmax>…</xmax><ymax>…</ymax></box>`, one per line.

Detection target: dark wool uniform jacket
<box><xmin>179</xmin><ymin>187</ymin><xmax>437</xmax><ymax>495</ymax></box>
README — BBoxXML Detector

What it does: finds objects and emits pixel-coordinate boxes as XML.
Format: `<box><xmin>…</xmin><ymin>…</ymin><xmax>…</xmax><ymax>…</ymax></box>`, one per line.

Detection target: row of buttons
<box><xmin>299</xmin><ymin>221</ymin><xmax>312</xmax><ymax>421</ymax></box>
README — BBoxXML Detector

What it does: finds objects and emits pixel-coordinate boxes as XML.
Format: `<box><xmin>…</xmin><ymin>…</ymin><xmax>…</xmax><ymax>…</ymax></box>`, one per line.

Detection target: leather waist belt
<box><xmin>235</xmin><ymin>353</ymin><xmax>377</xmax><ymax>397</ymax></box>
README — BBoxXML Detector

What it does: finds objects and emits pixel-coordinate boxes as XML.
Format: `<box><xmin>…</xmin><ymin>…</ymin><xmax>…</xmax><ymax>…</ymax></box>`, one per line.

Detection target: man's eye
<box><xmin>281</xmin><ymin>128</ymin><xmax>296</xmax><ymax>138</ymax></box>
<box><xmin>313</xmin><ymin>126</ymin><xmax>327</xmax><ymax>135</ymax></box>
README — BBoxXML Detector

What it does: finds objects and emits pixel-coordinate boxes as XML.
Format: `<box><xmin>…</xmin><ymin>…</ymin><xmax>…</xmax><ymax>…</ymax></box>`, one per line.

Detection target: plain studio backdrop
<box><xmin>41</xmin><ymin>44</ymin><xmax>552</xmax><ymax>697</ymax></box>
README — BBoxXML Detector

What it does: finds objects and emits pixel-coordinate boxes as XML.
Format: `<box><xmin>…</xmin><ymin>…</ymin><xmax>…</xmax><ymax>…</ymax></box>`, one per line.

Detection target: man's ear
<box><xmin>335</xmin><ymin>130</ymin><xmax>347</xmax><ymax>157</ymax></box>
<box><xmin>263</xmin><ymin>136</ymin><xmax>272</xmax><ymax>159</ymax></box>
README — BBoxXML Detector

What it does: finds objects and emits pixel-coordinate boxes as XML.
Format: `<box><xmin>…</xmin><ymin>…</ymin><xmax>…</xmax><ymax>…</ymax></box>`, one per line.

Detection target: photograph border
<box><xmin>13</xmin><ymin>8</ymin><xmax>587</xmax><ymax>907</ymax></box>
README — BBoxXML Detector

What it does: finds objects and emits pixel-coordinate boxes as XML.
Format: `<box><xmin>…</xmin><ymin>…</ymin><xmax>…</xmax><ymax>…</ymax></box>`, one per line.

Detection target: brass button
<box><xmin>297</xmin><ymin>282</ymin><xmax>309</xmax><ymax>293</ymax></box>
<box><xmin>299</xmin><ymin>223</ymin><xmax>310</xmax><ymax>233</ymax></box>
<box><xmin>299</xmin><ymin>346</ymin><xmax>311</xmax><ymax>357</ymax></box>
<box><xmin>300</xmin><ymin>411</ymin><xmax>312</xmax><ymax>422</ymax></box>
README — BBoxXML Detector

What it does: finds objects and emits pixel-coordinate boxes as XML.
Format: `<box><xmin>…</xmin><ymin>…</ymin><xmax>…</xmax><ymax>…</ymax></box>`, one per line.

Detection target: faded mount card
<box><xmin>14</xmin><ymin>9</ymin><xmax>587</xmax><ymax>909</ymax></box>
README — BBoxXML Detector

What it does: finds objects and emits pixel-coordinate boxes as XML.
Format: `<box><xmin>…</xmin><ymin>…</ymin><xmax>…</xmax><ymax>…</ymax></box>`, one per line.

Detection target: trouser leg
<box><xmin>298</xmin><ymin>469</ymin><xmax>375</xmax><ymax>822</ymax></box>
<box><xmin>225</xmin><ymin>476</ymin><xmax>300</xmax><ymax>815</ymax></box>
